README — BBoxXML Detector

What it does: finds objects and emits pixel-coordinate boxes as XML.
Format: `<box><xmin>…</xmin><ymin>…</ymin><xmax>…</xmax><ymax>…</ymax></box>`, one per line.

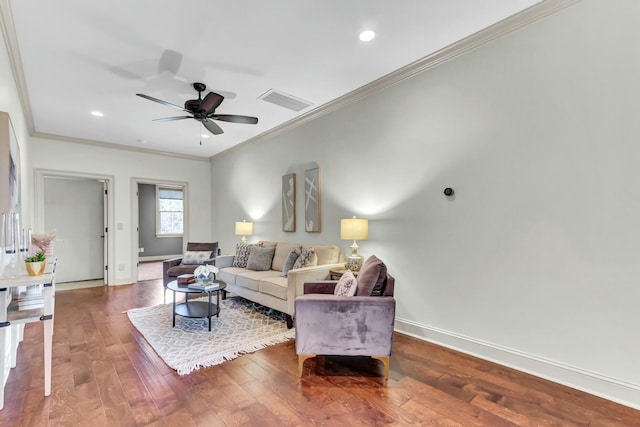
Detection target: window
<box><xmin>157</xmin><ymin>187</ymin><xmax>183</xmax><ymax>236</ymax></box>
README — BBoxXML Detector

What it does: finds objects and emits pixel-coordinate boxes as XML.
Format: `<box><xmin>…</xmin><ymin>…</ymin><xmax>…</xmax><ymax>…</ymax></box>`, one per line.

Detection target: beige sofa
<box><xmin>215</xmin><ymin>241</ymin><xmax>345</xmax><ymax>328</ymax></box>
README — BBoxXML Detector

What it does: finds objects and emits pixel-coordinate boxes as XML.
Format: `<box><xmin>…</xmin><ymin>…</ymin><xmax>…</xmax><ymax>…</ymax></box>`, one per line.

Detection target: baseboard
<box><xmin>395</xmin><ymin>318</ymin><xmax>640</xmax><ymax>410</ymax></box>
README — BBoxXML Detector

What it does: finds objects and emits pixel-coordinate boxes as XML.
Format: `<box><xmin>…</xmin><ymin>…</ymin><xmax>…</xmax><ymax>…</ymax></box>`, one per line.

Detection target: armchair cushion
<box><xmin>334</xmin><ymin>271</ymin><xmax>357</xmax><ymax>296</ymax></box>
<box><xmin>181</xmin><ymin>250</ymin><xmax>213</xmax><ymax>265</ymax></box>
<box><xmin>355</xmin><ymin>255</ymin><xmax>387</xmax><ymax>296</ymax></box>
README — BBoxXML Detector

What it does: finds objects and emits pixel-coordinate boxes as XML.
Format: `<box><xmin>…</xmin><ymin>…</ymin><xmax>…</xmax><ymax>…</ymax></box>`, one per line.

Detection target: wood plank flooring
<box><xmin>1</xmin><ymin>280</ymin><xmax>638</xmax><ymax>426</ymax></box>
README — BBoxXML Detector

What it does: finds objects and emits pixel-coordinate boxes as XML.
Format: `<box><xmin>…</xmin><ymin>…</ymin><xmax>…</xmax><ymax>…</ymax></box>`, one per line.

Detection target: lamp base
<box><xmin>345</xmin><ymin>240</ymin><xmax>363</xmax><ymax>272</ymax></box>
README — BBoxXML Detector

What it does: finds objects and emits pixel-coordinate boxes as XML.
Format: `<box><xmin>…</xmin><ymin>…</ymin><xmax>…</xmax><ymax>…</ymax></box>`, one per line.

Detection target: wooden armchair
<box><xmin>162</xmin><ymin>241</ymin><xmax>220</xmax><ymax>286</ymax></box>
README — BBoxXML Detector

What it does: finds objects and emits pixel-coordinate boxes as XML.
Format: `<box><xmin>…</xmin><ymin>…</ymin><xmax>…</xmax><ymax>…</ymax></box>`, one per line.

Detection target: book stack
<box><xmin>188</xmin><ymin>282</ymin><xmax>220</xmax><ymax>292</ymax></box>
<box><xmin>18</xmin><ymin>284</ymin><xmax>44</xmax><ymax>311</ymax></box>
<box><xmin>177</xmin><ymin>274</ymin><xmax>195</xmax><ymax>285</ymax></box>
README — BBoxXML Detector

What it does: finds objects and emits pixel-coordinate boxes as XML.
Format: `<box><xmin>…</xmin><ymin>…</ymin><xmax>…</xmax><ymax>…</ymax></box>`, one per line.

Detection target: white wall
<box><xmin>210</xmin><ymin>0</ymin><xmax>640</xmax><ymax>408</ymax></box>
<box><xmin>28</xmin><ymin>137</ymin><xmax>212</xmax><ymax>285</ymax></box>
<box><xmin>0</xmin><ymin>23</ymin><xmax>30</xmax><ymax>223</ymax></box>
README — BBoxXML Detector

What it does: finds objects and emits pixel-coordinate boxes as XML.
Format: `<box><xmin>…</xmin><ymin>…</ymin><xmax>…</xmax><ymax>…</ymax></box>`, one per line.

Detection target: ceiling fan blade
<box><xmin>136</xmin><ymin>93</ymin><xmax>188</xmax><ymax>112</ymax></box>
<box><xmin>202</xmin><ymin>118</ymin><xmax>224</xmax><ymax>135</ymax></box>
<box><xmin>200</xmin><ymin>92</ymin><xmax>224</xmax><ymax>114</ymax></box>
<box><xmin>153</xmin><ymin>116</ymin><xmax>192</xmax><ymax>122</ymax></box>
<box><xmin>212</xmin><ymin>114</ymin><xmax>259</xmax><ymax>125</ymax></box>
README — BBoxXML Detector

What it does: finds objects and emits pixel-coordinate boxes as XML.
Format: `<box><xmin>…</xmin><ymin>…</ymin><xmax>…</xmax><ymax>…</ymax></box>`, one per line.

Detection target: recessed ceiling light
<box><xmin>359</xmin><ymin>30</ymin><xmax>375</xmax><ymax>42</ymax></box>
<box><xmin>91</xmin><ymin>111</ymin><xmax>104</xmax><ymax>117</ymax></box>
<box><xmin>201</xmin><ymin>134</ymin><xmax>210</xmax><ymax>139</ymax></box>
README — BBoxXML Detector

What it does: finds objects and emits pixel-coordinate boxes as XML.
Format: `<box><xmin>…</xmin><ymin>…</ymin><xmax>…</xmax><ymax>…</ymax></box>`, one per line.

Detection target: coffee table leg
<box><xmin>208</xmin><ymin>292</ymin><xmax>212</xmax><ymax>331</ymax></box>
<box><xmin>172</xmin><ymin>290</ymin><xmax>176</xmax><ymax>327</ymax></box>
<box><xmin>216</xmin><ymin>290</ymin><xmax>220</xmax><ymax>318</ymax></box>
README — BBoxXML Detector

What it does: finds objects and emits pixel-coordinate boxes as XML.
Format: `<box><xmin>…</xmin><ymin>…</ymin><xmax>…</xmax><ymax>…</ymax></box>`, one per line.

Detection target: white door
<box><xmin>44</xmin><ymin>177</ymin><xmax>105</xmax><ymax>283</ymax></box>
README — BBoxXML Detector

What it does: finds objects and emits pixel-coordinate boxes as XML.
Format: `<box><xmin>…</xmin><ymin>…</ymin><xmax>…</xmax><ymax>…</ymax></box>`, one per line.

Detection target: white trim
<box><xmin>395</xmin><ymin>317</ymin><xmax>640</xmax><ymax>410</ymax></box>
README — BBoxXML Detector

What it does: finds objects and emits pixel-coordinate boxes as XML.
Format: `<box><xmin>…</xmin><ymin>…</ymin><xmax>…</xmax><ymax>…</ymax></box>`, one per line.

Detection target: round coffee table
<box><xmin>166</xmin><ymin>279</ymin><xmax>227</xmax><ymax>331</ymax></box>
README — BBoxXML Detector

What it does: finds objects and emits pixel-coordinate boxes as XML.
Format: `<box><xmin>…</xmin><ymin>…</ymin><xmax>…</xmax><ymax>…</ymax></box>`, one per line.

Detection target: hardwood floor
<box><xmin>1</xmin><ymin>280</ymin><xmax>638</xmax><ymax>426</ymax></box>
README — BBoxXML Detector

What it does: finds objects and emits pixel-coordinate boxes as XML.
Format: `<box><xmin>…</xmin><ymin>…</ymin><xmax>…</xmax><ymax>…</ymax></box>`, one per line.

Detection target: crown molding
<box><xmin>210</xmin><ymin>0</ymin><xmax>581</xmax><ymax>161</ymax></box>
<box><xmin>32</xmin><ymin>131</ymin><xmax>209</xmax><ymax>162</ymax></box>
<box><xmin>0</xmin><ymin>0</ymin><xmax>35</xmax><ymax>133</ymax></box>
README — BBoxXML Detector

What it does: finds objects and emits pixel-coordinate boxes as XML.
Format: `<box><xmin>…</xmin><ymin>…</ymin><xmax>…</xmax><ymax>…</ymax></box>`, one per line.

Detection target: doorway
<box><xmin>34</xmin><ymin>169</ymin><xmax>114</xmax><ymax>286</ymax></box>
<box><xmin>131</xmin><ymin>178</ymin><xmax>189</xmax><ymax>282</ymax></box>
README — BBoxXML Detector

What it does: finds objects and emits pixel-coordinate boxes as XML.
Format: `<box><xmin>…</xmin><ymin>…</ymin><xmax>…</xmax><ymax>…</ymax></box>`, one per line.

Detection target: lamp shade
<box><xmin>235</xmin><ymin>221</ymin><xmax>254</xmax><ymax>236</ymax></box>
<box><xmin>340</xmin><ymin>218</ymin><xmax>368</xmax><ymax>241</ymax></box>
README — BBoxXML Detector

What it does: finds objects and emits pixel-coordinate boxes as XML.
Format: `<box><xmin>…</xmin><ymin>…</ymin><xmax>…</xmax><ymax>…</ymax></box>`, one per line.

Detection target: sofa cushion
<box><xmin>259</xmin><ymin>277</ymin><xmax>288</xmax><ymax>300</ymax></box>
<box><xmin>235</xmin><ymin>270</ymin><xmax>278</xmax><ymax>291</ymax></box>
<box><xmin>272</xmin><ymin>243</ymin><xmax>302</xmax><ymax>271</ymax></box>
<box><xmin>281</xmin><ymin>248</ymin><xmax>301</xmax><ymax>277</ymax></box>
<box><xmin>313</xmin><ymin>245</ymin><xmax>341</xmax><ymax>265</ymax></box>
<box><xmin>292</xmin><ymin>246</ymin><xmax>317</xmax><ymax>270</ymax></box>
<box><xmin>217</xmin><ymin>267</ymin><xmax>248</xmax><ymax>286</ymax></box>
<box><xmin>181</xmin><ymin>250</ymin><xmax>212</xmax><ymax>265</ymax></box>
<box><xmin>233</xmin><ymin>243</ymin><xmax>254</xmax><ymax>268</ymax></box>
<box><xmin>247</xmin><ymin>246</ymin><xmax>276</xmax><ymax>271</ymax></box>
<box><xmin>355</xmin><ymin>255</ymin><xmax>387</xmax><ymax>296</ymax></box>
<box><xmin>334</xmin><ymin>271</ymin><xmax>357</xmax><ymax>297</ymax></box>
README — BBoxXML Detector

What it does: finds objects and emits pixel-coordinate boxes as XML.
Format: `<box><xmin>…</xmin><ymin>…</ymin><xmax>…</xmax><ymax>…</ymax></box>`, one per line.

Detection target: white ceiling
<box><xmin>5</xmin><ymin>0</ymin><xmax>543</xmax><ymax>158</ymax></box>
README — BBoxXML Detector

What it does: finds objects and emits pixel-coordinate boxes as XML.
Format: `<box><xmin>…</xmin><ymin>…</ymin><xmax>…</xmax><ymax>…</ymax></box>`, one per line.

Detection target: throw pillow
<box><xmin>334</xmin><ymin>271</ymin><xmax>358</xmax><ymax>297</ymax></box>
<box><xmin>233</xmin><ymin>243</ymin><xmax>254</xmax><ymax>268</ymax></box>
<box><xmin>355</xmin><ymin>255</ymin><xmax>387</xmax><ymax>296</ymax></box>
<box><xmin>246</xmin><ymin>246</ymin><xmax>276</xmax><ymax>271</ymax></box>
<box><xmin>181</xmin><ymin>250</ymin><xmax>212</xmax><ymax>265</ymax></box>
<box><xmin>281</xmin><ymin>248</ymin><xmax>301</xmax><ymax>277</ymax></box>
<box><xmin>292</xmin><ymin>246</ymin><xmax>317</xmax><ymax>270</ymax></box>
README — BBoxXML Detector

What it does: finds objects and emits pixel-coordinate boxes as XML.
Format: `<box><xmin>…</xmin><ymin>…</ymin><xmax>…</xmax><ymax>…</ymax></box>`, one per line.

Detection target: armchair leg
<box><xmin>371</xmin><ymin>356</ymin><xmax>390</xmax><ymax>379</ymax></box>
<box><xmin>298</xmin><ymin>354</ymin><xmax>315</xmax><ymax>377</ymax></box>
<box><xmin>285</xmin><ymin>314</ymin><xmax>293</xmax><ymax>329</ymax></box>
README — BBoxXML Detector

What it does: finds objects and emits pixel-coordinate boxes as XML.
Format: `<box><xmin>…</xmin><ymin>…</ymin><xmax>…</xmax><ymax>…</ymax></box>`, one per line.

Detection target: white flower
<box><xmin>194</xmin><ymin>264</ymin><xmax>219</xmax><ymax>283</ymax></box>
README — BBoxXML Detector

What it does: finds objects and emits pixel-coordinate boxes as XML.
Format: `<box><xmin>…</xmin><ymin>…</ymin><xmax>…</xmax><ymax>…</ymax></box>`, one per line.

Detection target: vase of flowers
<box><xmin>31</xmin><ymin>231</ymin><xmax>56</xmax><ymax>258</ymax></box>
<box><xmin>193</xmin><ymin>264</ymin><xmax>218</xmax><ymax>285</ymax></box>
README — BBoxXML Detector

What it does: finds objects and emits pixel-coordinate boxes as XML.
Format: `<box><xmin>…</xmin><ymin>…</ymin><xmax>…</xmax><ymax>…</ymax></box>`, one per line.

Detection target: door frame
<box><xmin>34</xmin><ymin>168</ymin><xmax>115</xmax><ymax>285</ymax></box>
<box><xmin>130</xmin><ymin>177</ymin><xmax>189</xmax><ymax>281</ymax></box>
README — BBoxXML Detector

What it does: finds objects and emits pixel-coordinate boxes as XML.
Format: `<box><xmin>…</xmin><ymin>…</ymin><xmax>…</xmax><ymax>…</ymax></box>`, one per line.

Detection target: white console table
<box><xmin>0</xmin><ymin>259</ymin><xmax>56</xmax><ymax>410</ymax></box>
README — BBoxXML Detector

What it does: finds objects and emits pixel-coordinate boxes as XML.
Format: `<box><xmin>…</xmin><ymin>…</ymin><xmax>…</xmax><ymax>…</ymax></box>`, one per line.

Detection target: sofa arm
<box><xmin>215</xmin><ymin>254</ymin><xmax>235</xmax><ymax>269</ymax></box>
<box><xmin>162</xmin><ymin>257</ymin><xmax>182</xmax><ymax>284</ymax></box>
<box><xmin>294</xmin><ymin>295</ymin><xmax>396</xmax><ymax>357</ymax></box>
<box><xmin>287</xmin><ymin>263</ymin><xmax>345</xmax><ymax>298</ymax></box>
<box><xmin>303</xmin><ymin>281</ymin><xmax>337</xmax><ymax>295</ymax></box>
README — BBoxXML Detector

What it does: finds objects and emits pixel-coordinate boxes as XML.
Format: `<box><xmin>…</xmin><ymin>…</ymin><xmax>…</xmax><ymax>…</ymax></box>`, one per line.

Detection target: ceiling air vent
<box><xmin>258</xmin><ymin>89</ymin><xmax>312</xmax><ymax>112</ymax></box>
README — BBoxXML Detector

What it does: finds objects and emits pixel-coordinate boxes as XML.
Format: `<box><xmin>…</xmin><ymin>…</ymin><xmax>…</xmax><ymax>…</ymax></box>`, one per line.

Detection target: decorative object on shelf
<box><xmin>1</xmin><ymin>212</ymin><xmax>21</xmax><ymax>278</ymax></box>
<box><xmin>25</xmin><ymin>251</ymin><xmax>46</xmax><ymax>276</ymax></box>
<box><xmin>282</xmin><ymin>173</ymin><xmax>296</xmax><ymax>232</ymax></box>
<box><xmin>234</xmin><ymin>220</ymin><xmax>253</xmax><ymax>244</ymax></box>
<box><xmin>193</xmin><ymin>264</ymin><xmax>218</xmax><ymax>285</ymax></box>
<box><xmin>304</xmin><ymin>167</ymin><xmax>321</xmax><ymax>232</ymax></box>
<box><xmin>340</xmin><ymin>216</ymin><xmax>369</xmax><ymax>272</ymax></box>
<box><xmin>31</xmin><ymin>231</ymin><xmax>56</xmax><ymax>258</ymax></box>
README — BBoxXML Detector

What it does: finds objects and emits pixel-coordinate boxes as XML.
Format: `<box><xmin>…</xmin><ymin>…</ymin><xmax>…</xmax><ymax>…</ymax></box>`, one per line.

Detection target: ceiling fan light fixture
<box><xmin>91</xmin><ymin>111</ymin><xmax>104</xmax><ymax>117</ymax></box>
<box><xmin>201</xmin><ymin>134</ymin><xmax>210</xmax><ymax>139</ymax></box>
<box><xmin>359</xmin><ymin>30</ymin><xmax>375</xmax><ymax>42</ymax></box>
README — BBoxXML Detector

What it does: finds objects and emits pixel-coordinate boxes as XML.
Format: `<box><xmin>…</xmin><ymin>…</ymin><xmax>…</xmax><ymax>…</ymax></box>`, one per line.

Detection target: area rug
<box><xmin>127</xmin><ymin>296</ymin><xmax>295</xmax><ymax>375</ymax></box>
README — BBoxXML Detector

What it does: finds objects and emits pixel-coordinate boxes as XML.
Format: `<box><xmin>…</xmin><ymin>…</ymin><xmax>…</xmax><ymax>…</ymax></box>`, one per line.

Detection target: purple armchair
<box><xmin>162</xmin><ymin>242</ymin><xmax>220</xmax><ymax>302</ymax></box>
<box><xmin>294</xmin><ymin>272</ymin><xmax>396</xmax><ymax>378</ymax></box>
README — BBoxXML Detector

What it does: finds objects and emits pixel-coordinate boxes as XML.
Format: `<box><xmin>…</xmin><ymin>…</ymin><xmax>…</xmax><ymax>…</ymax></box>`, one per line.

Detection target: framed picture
<box><xmin>304</xmin><ymin>168</ymin><xmax>321</xmax><ymax>232</ymax></box>
<box><xmin>282</xmin><ymin>173</ymin><xmax>296</xmax><ymax>231</ymax></box>
<box><xmin>0</xmin><ymin>112</ymin><xmax>21</xmax><ymax>215</ymax></box>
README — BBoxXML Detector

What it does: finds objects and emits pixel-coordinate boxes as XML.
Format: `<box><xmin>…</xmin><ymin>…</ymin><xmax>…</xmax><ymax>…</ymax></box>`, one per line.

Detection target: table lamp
<box><xmin>235</xmin><ymin>220</ymin><xmax>253</xmax><ymax>244</ymax></box>
<box><xmin>340</xmin><ymin>216</ymin><xmax>368</xmax><ymax>272</ymax></box>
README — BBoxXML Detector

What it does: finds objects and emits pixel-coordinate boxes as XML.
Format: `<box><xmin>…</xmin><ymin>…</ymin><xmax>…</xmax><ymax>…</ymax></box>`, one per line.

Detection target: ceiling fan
<box><xmin>136</xmin><ymin>82</ymin><xmax>258</xmax><ymax>135</ymax></box>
